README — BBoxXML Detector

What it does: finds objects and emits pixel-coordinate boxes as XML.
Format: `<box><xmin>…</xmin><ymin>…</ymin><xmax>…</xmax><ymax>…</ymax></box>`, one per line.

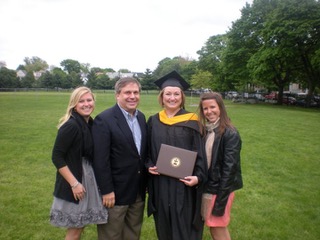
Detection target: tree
<box><xmin>20</xmin><ymin>71</ymin><xmax>35</xmax><ymax>88</ymax></box>
<box><xmin>152</xmin><ymin>57</ymin><xmax>183</xmax><ymax>79</ymax></box>
<box><xmin>224</xmin><ymin>0</ymin><xmax>320</xmax><ymax>105</ymax></box>
<box><xmin>118</xmin><ymin>69</ymin><xmax>131</xmax><ymax>73</ymax></box>
<box><xmin>52</xmin><ymin>68</ymin><xmax>70</xmax><ymax>88</ymax></box>
<box><xmin>266</xmin><ymin>0</ymin><xmax>320</xmax><ymax>104</ymax></box>
<box><xmin>224</xmin><ymin>1</ymin><xmax>264</xmax><ymax>91</ymax></box>
<box><xmin>17</xmin><ymin>64</ymin><xmax>26</xmax><ymax>71</ymax></box>
<box><xmin>67</xmin><ymin>71</ymin><xmax>83</xmax><ymax>88</ymax></box>
<box><xmin>197</xmin><ymin>35</ymin><xmax>226</xmax><ymax>73</ymax></box>
<box><xmin>95</xmin><ymin>74</ymin><xmax>111</xmax><ymax>89</ymax></box>
<box><xmin>86</xmin><ymin>67</ymin><xmax>107</xmax><ymax>89</ymax></box>
<box><xmin>0</xmin><ymin>67</ymin><xmax>19</xmax><ymax>88</ymax></box>
<box><xmin>38</xmin><ymin>71</ymin><xmax>54</xmax><ymax>88</ymax></box>
<box><xmin>104</xmin><ymin>68</ymin><xmax>116</xmax><ymax>72</ymax></box>
<box><xmin>197</xmin><ymin>34</ymin><xmax>234</xmax><ymax>91</ymax></box>
<box><xmin>179</xmin><ymin>59</ymin><xmax>198</xmax><ymax>83</ymax></box>
<box><xmin>152</xmin><ymin>56</ymin><xmax>196</xmax><ymax>86</ymax></box>
<box><xmin>247</xmin><ymin>48</ymin><xmax>294</xmax><ymax>104</ymax></box>
<box><xmin>190</xmin><ymin>70</ymin><xmax>213</xmax><ymax>90</ymax></box>
<box><xmin>79</xmin><ymin>63</ymin><xmax>91</xmax><ymax>84</ymax></box>
<box><xmin>24</xmin><ymin>56</ymin><xmax>48</xmax><ymax>72</ymax></box>
<box><xmin>153</xmin><ymin>58</ymin><xmax>171</xmax><ymax>78</ymax></box>
<box><xmin>250</xmin><ymin>0</ymin><xmax>320</xmax><ymax>104</ymax></box>
<box><xmin>60</xmin><ymin>59</ymin><xmax>82</xmax><ymax>74</ymax></box>
<box><xmin>141</xmin><ymin>68</ymin><xmax>154</xmax><ymax>91</ymax></box>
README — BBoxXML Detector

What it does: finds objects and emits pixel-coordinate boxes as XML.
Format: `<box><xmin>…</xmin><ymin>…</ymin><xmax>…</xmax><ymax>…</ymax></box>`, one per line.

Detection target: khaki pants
<box><xmin>97</xmin><ymin>196</ymin><xmax>145</xmax><ymax>240</ymax></box>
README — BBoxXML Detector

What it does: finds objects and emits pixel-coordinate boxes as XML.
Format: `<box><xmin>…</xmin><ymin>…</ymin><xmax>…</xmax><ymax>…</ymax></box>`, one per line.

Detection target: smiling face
<box><xmin>162</xmin><ymin>86</ymin><xmax>182</xmax><ymax>111</ymax></box>
<box><xmin>116</xmin><ymin>82</ymin><xmax>140</xmax><ymax>115</ymax></box>
<box><xmin>74</xmin><ymin>92</ymin><xmax>95</xmax><ymax>121</ymax></box>
<box><xmin>201</xmin><ymin>99</ymin><xmax>221</xmax><ymax>123</ymax></box>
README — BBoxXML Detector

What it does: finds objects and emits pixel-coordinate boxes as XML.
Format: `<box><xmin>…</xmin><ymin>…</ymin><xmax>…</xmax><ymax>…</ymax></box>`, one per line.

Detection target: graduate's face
<box><xmin>202</xmin><ymin>99</ymin><xmax>220</xmax><ymax>123</ymax></box>
<box><xmin>74</xmin><ymin>92</ymin><xmax>95</xmax><ymax>121</ymax></box>
<box><xmin>116</xmin><ymin>82</ymin><xmax>140</xmax><ymax>114</ymax></box>
<box><xmin>162</xmin><ymin>86</ymin><xmax>182</xmax><ymax>110</ymax></box>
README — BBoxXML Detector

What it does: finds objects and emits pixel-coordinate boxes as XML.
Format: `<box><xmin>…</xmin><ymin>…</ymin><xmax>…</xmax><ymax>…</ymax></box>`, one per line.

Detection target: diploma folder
<box><xmin>156</xmin><ymin>144</ymin><xmax>197</xmax><ymax>179</ymax></box>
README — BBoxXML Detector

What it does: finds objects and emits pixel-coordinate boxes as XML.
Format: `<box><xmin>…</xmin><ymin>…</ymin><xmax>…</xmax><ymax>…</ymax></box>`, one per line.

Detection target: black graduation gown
<box><xmin>146</xmin><ymin>109</ymin><xmax>207</xmax><ymax>240</ymax></box>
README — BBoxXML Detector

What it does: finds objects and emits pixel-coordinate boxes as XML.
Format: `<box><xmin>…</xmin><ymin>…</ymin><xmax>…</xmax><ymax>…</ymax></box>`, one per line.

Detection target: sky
<box><xmin>0</xmin><ymin>0</ymin><xmax>252</xmax><ymax>72</ymax></box>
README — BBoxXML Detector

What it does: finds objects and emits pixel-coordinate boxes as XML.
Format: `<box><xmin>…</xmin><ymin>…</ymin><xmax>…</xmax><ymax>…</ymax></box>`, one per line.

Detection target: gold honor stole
<box><xmin>159</xmin><ymin>110</ymin><xmax>198</xmax><ymax>125</ymax></box>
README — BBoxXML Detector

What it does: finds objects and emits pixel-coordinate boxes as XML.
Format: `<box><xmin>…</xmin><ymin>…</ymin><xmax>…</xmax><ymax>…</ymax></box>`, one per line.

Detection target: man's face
<box><xmin>116</xmin><ymin>82</ymin><xmax>140</xmax><ymax>114</ymax></box>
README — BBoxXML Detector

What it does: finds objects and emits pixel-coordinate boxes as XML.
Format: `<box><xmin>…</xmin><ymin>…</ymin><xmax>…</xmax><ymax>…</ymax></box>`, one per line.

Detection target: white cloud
<box><xmin>0</xmin><ymin>0</ymin><xmax>252</xmax><ymax>72</ymax></box>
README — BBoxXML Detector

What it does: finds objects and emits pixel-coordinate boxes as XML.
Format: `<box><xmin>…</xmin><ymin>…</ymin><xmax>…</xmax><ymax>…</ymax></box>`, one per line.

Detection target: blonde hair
<box><xmin>57</xmin><ymin>86</ymin><xmax>95</xmax><ymax>129</ymax></box>
<box><xmin>157</xmin><ymin>88</ymin><xmax>186</xmax><ymax>109</ymax></box>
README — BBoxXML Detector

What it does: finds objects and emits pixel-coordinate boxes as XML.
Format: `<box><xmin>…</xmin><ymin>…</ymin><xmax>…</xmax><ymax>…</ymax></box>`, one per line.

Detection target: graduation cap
<box><xmin>154</xmin><ymin>70</ymin><xmax>190</xmax><ymax>91</ymax></box>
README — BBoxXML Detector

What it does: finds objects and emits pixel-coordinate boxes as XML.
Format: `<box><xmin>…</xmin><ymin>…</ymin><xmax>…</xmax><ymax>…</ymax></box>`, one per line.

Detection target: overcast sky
<box><xmin>0</xmin><ymin>0</ymin><xmax>252</xmax><ymax>72</ymax></box>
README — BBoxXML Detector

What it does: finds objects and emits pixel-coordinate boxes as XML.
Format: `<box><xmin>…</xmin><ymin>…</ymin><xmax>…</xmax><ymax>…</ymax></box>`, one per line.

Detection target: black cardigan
<box><xmin>51</xmin><ymin>112</ymin><xmax>93</xmax><ymax>203</ymax></box>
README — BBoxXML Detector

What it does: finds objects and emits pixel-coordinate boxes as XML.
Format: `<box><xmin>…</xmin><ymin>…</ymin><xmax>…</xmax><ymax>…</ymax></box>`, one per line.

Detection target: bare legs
<box><xmin>65</xmin><ymin>227</ymin><xmax>84</xmax><ymax>240</ymax></box>
<box><xmin>210</xmin><ymin>227</ymin><xmax>231</xmax><ymax>240</ymax></box>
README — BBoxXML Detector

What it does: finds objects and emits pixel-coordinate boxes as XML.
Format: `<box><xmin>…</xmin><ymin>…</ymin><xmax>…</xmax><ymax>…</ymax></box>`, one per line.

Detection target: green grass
<box><xmin>0</xmin><ymin>92</ymin><xmax>319</xmax><ymax>239</ymax></box>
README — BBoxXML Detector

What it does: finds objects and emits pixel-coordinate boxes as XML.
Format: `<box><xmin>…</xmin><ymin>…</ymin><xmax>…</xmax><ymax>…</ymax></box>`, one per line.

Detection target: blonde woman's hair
<box><xmin>57</xmin><ymin>86</ymin><xmax>95</xmax><ymax>129</ymax></box>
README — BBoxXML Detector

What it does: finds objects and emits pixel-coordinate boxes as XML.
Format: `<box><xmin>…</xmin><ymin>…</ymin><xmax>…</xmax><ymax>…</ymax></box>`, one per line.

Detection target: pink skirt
<box><xmin>201</xmin><ymin>192</ymin><xmax>235</xmax><ymax>227</ymax></box>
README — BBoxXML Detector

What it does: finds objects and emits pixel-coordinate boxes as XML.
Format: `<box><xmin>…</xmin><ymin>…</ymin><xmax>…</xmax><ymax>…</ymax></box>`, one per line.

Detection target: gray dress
<box><xmin>50</xmin><ymin>158</ymin><xmax>108</xmax><ymax>228</ymax></box>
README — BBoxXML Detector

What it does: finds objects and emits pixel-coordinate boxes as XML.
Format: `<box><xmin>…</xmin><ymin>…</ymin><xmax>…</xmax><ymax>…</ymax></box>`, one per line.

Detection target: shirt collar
<box><xmin>118</xmin><ymin>103</ymin><xmax>138</xmax><ymax>119</ymax></box>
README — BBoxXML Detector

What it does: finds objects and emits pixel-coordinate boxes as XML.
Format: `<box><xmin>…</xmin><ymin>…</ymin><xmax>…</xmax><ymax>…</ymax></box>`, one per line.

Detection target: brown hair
<box><xmin>114</xmin><ymin>77</ymin><xmax>141</xmax><ymax>94</ymax></box>
<box><xmin>157</xmin><ymin>88</ymin><xmax>186</xmax><ymax>109</ymax></box>
<box><xmin>198</xmin><ymin>92</ymin><xmax>234</xmax><ymax>135</ymax></box>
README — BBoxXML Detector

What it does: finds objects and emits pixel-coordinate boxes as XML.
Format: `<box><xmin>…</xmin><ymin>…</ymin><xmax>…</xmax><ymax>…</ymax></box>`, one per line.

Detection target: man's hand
<box><xmin>102</xmin><ymin>192</ymin><xmax>115</xmax><ymax>208</ymax></box>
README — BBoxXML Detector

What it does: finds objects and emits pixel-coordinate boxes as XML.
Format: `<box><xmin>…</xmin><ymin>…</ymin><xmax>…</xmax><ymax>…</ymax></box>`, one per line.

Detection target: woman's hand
<box><xmin>72</xmin><ymin>182</ymin><xmax>86</xmax><ymax>201</ymax></box>
<box><xmin>180</xmin><ymin>176</ymin><xmax>198</xmax><ymax>187</ymax></box>
<box><xmin>148</xmin><ymin>166</ymin><xmax>160</xmax><ymax>175</ymax></box>
<box><xmin>58</xmin><ymin>166</ymin><xmax>86</xmax><ymax>201</ymax></box>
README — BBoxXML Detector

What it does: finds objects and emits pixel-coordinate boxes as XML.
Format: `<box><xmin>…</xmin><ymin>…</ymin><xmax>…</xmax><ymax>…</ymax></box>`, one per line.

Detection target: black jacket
<box><xmin>204</xmin><ymin>127</ymin><xmax>243</xmax><ymax>216</ymax></box>
<box><xmin>92</xmin><ymin>104</ymin><xmax>148</xmax><ymax>205</ymax></box>
<box><xmin>52</xmin><ymin>112</ymin><xmax>93</xmax><ymax>203</ymax></box>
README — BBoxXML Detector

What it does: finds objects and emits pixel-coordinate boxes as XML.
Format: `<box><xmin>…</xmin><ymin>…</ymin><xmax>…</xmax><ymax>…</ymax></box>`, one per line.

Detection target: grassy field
<box><xmin>0</xmin><ymin>91</ymin><xmax>319</xmax><ymax>240</ymax></box>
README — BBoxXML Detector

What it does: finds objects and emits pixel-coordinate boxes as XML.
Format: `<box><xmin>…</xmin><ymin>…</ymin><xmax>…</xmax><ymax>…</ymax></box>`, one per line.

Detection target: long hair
<box><xmin>157</xmin><ymin>88</ymin><xmax>186</xmax><ymax>109</ymax></box>
<box><xmin>57</xmin><ymin>86</ymin><xmax>95</xmax><ymax>129</ymax></box>
<box><xmin>198</xmin><ymin>92</ymin><xmax>234</xmax><ymax>135</ymax></box>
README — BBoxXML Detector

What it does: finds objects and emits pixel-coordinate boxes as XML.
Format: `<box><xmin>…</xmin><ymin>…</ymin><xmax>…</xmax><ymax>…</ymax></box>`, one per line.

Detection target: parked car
<box><xmin>190</xmin><ymin>88</ymin><xmax>212</xmax><ymax>95</ymax></box>
<box><xmin>282</xmin><ymin>96</ymin><xmax>296</xmax><ymax>105</ymax></box>
<box><xmin>264</xmin><ymin>92</ymin><xmax>278</xmax><ymax>100</ymax></box>
<box><xmin>295</xmin><ymin>97</ymin><xmax>319</xmax><ymax>108</ymax></box>
<box><xmin>254</xmin><ymin>93</ymin><xmax>265</xmax><ymax>101</ymax></box>
<box><xmin>226</xmin><ymin>91</ymin><xmax>239</xmax><ymax>99</ymax></box>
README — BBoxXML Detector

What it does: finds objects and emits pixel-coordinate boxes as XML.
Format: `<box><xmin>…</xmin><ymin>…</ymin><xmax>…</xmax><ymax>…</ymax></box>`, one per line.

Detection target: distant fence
<box><xmin>0</xmin><ymin>88</ymin><xmax>162</xmax><ymax>95</ymax></box>
<box><xmin>0</xmin><ymin>88</ymin><xmax>197</xmax><ymax>96</ymax></box>
<box><xmin>0</xmin><ymin>88</ymin><xmax>73</xmax><ymax>92</ymax></box>
<box><xmin>0</xmin><ymin>89</ymin><xmax>211</xmax><ymax>101</ymax></box>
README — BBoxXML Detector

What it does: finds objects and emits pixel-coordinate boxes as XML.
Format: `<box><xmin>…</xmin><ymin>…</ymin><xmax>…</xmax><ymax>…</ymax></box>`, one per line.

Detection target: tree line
<box><xmin>1</xmin><ymin>0</ymin><xmax>319</xmax><ymax>105</ymax></box>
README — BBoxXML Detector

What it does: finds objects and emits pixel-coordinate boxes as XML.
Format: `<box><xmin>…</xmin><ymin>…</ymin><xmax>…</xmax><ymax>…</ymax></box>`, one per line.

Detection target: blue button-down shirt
<box><xmin>118</xmin><ymin>104</ymin><xmax>142</xmax><ymax>155</ymax></box>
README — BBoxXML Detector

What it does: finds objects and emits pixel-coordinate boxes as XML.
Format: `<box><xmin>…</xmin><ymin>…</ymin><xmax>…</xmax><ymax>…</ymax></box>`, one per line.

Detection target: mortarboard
<box><xmin>154</xmin><ymin>70</ymin><xmax>190</xmax><ymax>91</ymax></box>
